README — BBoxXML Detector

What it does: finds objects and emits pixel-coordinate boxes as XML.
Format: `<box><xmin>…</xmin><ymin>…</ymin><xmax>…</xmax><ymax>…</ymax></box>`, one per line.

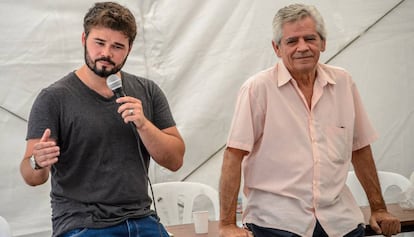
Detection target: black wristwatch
<box><xmin>30</xmin><ymin>155</ymin><xmax>43</xmax><ymax>170</ymax></box>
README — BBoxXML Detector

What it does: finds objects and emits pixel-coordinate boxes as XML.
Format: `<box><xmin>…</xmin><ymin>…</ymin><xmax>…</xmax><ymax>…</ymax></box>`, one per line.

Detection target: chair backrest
<box><xmin>150</xmin><ymin>181</ymin><xmax>219</xmax><ymax>226</ymax></box>
<box><xmin>0</xmin><ymin>216</ymin><xmax>12</xmax><ymax>237</ymax></box>
<box><xmin>346</xmin><ymin>171</ymin><xmax>411</xmax><ymax>206</ymax></box>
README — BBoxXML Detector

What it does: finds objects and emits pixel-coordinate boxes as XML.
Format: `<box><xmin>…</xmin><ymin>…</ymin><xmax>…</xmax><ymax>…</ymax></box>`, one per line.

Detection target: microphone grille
<box><xmin>106</xmin><ymin>74</ymin><xmax>122</xmax><ymax>91</ymax></box>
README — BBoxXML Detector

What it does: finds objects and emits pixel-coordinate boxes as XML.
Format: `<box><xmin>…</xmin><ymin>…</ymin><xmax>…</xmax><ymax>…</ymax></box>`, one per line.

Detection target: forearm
<box><xmin>20</xmin><ymin>156</ymin><xmax>50</xmax><ymax>186</ymax></box>
<box><xmin>219</xmin><ymin>148</ymin><xmax>245</xmax><ymax>227</ymax></box>
<box><xmin>351</xmin><ymin>145</ymin><xmax>386</xmax><ymax>211</ymax></box>
<box><xmin>137</xmin><ymin>121</ymin><xmax>185</xmax><ymax>171</ymax></box>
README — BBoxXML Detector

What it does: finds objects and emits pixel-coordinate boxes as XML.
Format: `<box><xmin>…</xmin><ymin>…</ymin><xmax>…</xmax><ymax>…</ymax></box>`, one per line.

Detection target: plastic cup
<box><xmin>192</xmin><ymin>210</ymin><xmax>209</xmax><ymax>234</ymax></box>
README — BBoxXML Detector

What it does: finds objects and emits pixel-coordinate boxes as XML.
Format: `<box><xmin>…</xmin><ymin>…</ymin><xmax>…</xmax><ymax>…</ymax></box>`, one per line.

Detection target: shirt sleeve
<box><xmin>149</xmin><ymin>81</ymin><xmax>176</xmax><ymax>130</ymax></box>
<box><xmin>26</xmin><ymin>88</ymin><xmax>60</xmax><ymax>141</ymax></box>
<box><xmin>227</xmin><ymin>81</ymin><xmax>265</xmax><ymax>152</ymax></box>
<box><xmin>351</xmin><ymin>82</ymin><xmax>379</xmax><ymax>151</ymax></box>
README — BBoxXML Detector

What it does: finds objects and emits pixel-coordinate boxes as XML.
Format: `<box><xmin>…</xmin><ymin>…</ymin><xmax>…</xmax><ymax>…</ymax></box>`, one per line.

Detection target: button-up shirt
<box><xmin>227</xmin><ymin>61</ymin><xmax>378</xmax><ymax>236</ymax></box>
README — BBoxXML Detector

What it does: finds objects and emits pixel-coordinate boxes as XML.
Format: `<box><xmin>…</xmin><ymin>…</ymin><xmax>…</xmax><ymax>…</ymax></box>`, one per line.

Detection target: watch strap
<box><xmin>30</xmin><ymin>155</ymin><xmax>43</xmax><ymax>170</ymax></box>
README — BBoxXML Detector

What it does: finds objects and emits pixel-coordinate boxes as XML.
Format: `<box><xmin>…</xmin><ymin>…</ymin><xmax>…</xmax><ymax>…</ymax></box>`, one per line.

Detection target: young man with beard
<box><xmin>20</xmin><ymin>2</ymin><xmax>185</xmax><ymax>237</ymax></box>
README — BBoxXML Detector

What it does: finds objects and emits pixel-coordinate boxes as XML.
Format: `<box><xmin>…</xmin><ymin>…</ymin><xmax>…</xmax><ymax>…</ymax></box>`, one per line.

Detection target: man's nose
<box><xmin>101</xmin><ymin>45</ymin><xmax>113</xmax><ymax>58</ymax></box>
<box><xmin>296</xmin><ymin>38</ymin><xmax>310</xmax><ymax>52</ymax></box>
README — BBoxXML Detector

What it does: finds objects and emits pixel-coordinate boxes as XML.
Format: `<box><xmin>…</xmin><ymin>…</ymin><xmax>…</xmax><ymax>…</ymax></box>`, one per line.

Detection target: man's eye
<box><xmin>305</xmin><ymin>37</ymin><xmax>316</xmax><ymax>41</ymax></box>
<box><xmin>286</xmin><ymin>39</ymin><xmax>297</xmax><ymax>45</ymax></box>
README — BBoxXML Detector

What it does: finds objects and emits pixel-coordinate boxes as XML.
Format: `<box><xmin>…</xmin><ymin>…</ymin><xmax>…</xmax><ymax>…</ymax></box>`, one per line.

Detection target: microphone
<box><xmin>106</xmin><ymin>74</ymin><xmax>125</xmax><ymax>98</ymax></box>
<box><xmin>107</xmin><ymin>73</ymin><xmax>138</xmax><ymax>130</ymax></box>
<box><xmin>106</xmin><ymin>74</ymin><xmax>139</xmax><ymax>133</ymax></box>
<box><xmin>106</xmin><ymin>74</ymin><xmax>134</xmax><ymax>125</ymax></box>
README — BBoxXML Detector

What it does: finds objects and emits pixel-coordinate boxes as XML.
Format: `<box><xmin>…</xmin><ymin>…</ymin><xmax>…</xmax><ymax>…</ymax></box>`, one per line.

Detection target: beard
<box><xmin>84</xmin><ymin>45</ymin><xmax>128</xmax><ymax>78</ymax></box>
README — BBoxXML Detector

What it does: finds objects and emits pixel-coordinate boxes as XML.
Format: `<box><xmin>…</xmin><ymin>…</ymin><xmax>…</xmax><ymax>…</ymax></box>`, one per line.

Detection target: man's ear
<box><xmin>272</xmin><ymin>40</ymin><xmax>282</xmax><ymax>57</ymax></box>
<box><xmin>128</xmin><ymin>43</ymin><xmax>133</xmax><ymax>54</ymax></box>
<box><xmin>320</xmin><ymin>39</ymin><xmax>326</xmax><ymax>52</ymax></box>
<box><xmin>81</xmin><ymin>32</ymin><xmax>87</xmax><ymax>46</ymax></box>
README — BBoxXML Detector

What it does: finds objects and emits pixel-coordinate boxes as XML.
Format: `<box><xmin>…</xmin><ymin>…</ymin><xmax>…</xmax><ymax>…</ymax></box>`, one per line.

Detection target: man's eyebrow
<box><xmin>93</xmin><ymin>37</ymin><xmax>105</xmax><ymax>42</ymax></box>
<box><xmin>92</xmin><ymin>37</ymin><xmax>126</xmax><ymax>47</ymax></box>
<box><xmin>285</xmin><ymin>34</ymin><xmax>318</xmax><ymax>41</ymax></box>
<box><xmin>114</xmin><ymin>42</ymin><xmax>126</xmax><ymax>48</ymax></box>
<box><xmin>303</xmin><ymin>34</ymin><xmax>318</xmax><ymax>38</ymax></box>
<box><xmin>284</xmin><ymin>36</ymin><xmax>298</xmax><ymax>43</ymax></box>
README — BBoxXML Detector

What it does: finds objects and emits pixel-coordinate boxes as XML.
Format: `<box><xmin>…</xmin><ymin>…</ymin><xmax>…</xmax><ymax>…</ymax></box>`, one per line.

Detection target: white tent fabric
<box><xmin>1</xmin><ymin>0</ymin><xmax>413</xmax><ymax>236</ymax></box>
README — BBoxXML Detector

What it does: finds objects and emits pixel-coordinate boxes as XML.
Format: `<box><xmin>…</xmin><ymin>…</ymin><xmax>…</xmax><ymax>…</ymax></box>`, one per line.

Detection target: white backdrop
<box><xmin>1</xmin><ymin>0</ymin><xmax>413</xmax><ymax>236</ymax></box>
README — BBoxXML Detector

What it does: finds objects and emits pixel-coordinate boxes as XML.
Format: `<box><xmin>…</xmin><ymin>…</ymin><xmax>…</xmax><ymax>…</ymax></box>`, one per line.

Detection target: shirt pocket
<box><xmin>325</xmin><ymin>125</ymin><xmax>348</xmax><ymax>164</ymax></box>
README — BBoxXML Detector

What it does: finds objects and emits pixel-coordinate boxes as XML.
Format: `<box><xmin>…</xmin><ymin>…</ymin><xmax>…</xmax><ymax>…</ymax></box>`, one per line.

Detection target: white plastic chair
<box><xmin>0</xmin><ymin>216</ymin><xmax>12</xmax><ymax>237</ymax></box>
<box><xmin>150</xmin><ymin>181</ymin><xmax>219</xmax><ymax>226</ymax></box>
<box><xmin>346</xmin><ymin>171</ymin><xmax>411</xmax><ymax>206</ymax></box>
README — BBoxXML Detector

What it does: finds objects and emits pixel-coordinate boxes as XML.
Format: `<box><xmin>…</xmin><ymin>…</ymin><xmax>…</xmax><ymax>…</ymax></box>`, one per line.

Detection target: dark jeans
<box><xmin>59</xmin><ymin>215</ymin><xmax>169</xmax><ymax>237</ymax></box>
<box><xmin>246</xmin><ymin>220</ymin><xmax>365</xmax><ymax>237</ymax></box>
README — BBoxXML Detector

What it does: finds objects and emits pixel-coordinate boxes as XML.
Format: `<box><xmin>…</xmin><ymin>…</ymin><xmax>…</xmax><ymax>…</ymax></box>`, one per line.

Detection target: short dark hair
<box><xmin>83</xmin><ymin>2</ymin><xmax>137</xmax><ymax>46</ymax></box>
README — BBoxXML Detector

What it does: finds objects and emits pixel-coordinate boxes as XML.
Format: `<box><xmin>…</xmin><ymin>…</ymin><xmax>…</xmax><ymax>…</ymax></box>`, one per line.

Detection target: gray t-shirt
<box><xmin>26</xmin><ymin>71</ymin><xmax>176</xmax><ymax>236</ymax></box>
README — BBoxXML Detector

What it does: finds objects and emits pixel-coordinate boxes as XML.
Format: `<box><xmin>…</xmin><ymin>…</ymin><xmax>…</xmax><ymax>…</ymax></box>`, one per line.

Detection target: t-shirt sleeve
<box><xmin>150</xmin><ymin>82</ymin><xmax>176</xmax><ymax>130</ymax></box>
<box><xmin>26</xmin><ymin>88</ymin><xmax>60</xmax><ymax>141</ymax></box>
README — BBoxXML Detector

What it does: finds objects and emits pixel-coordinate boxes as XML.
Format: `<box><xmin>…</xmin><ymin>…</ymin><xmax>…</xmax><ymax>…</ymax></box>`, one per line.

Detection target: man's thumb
<box><xmin>369</xmin><ymin>219</ymin><xmax>383</xmax><ymax>235</ymax></box>
<box><xmin>40</xmin><ymin>128</ymin><xmax>51</xmax><ymax>142</ymax></box>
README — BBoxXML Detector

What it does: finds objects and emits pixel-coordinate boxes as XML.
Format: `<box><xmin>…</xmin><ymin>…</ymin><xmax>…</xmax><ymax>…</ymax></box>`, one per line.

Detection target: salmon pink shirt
<box><xmin>227</xmin><ymin>61</ymin><xmax>378</xmax><ymax>236</ymax></box>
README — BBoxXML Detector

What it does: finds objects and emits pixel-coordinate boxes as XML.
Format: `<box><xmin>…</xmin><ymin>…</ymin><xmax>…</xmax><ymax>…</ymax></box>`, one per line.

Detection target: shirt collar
<box><xmin>275</xmin><ymin>61</ymin><xmax>336</xmax><ymax>87</ymax></box>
